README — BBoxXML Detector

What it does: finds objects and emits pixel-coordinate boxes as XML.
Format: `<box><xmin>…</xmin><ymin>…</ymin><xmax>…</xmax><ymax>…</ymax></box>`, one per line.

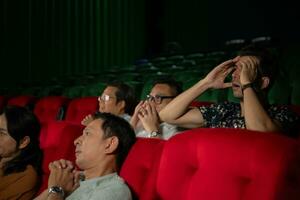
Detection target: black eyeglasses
<box><xmin>146</xmin><ymin>94</ymin><xmax>176</xmax><ymax>104</ymax></box>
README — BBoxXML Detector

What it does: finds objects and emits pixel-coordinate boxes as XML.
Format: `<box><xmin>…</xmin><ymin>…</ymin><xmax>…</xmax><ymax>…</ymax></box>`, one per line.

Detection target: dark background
<box><xmin>0</xmin><ymin>0</ymin><xmax>299</xmax><ymax>88</ymax></box>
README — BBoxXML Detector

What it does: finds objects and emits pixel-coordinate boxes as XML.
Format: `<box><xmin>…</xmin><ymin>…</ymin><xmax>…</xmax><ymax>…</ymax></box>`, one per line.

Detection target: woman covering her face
<box><xmin>0</xmin><ymin>106</ymin><xmax>43</xmax><ymax>200</ymax></box>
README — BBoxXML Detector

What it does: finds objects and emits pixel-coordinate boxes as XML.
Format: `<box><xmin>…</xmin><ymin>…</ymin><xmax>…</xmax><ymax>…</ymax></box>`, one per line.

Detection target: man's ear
<box><xmin>104</xmin><ymin>136</ymin><xmax>119</xmax><ymax>154</ymax></box>
<box><xmin>117</xmin><ymin>100</ymin><xmax>126</xmax><ymax>112</ymax></box>
<box><xmin>260</xmin><ymin>76</ymin><xmax>270</xmax><ymax>89</ymax></box>
<box><xmin>19</xmin><ymin>136</ymin><xmax>30</xmax><ymax>149</ymax></box>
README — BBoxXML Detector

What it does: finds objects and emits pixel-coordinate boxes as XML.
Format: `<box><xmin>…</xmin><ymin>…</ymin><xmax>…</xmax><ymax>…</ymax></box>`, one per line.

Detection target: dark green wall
<box><xmin>1</xmin><ymin>0</ymin><xmax>299</xmax><ymax>90</ymax></box>
<box><xmin>0</xmin><ymin>0</ymin><xmax>146</xmax><ymax>88</ymax></box>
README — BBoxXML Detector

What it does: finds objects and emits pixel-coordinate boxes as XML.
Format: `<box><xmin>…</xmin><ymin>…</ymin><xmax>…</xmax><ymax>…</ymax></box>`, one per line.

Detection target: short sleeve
<box><xmin>268</xmin><ymin>106</ymin><xmax>300</xmax><ymax>137</ymax></box>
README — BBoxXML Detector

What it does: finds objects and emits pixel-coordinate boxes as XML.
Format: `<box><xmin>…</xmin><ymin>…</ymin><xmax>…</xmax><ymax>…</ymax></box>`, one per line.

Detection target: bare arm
<box><xmin>243</xmin><ymin>88</ymin><xmax>280</xmax><ymax>132</ymax></box>
<box><xmin>160</xmin><ymin>60</ymin><xmax>234</xmax><ymax>128</ymax></box>
<box><xmin>240</xmin><ymin>56</ymin><xmax>280</xmax><ymax>132</ymax></box>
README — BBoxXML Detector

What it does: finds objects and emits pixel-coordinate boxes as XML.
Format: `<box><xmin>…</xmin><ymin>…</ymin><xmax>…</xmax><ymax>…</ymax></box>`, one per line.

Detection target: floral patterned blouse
<box><xmin>199</xmin><ymin>102</ymin><xmax>299</xmax><ymax>137</ymax></box>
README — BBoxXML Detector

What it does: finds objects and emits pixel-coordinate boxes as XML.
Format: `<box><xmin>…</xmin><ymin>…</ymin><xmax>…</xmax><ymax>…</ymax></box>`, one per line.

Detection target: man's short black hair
<box><xmin>93</xmin><ymin>112</ymin><xmax>136</xmax><ymax>171</ymax></box>
<box><xmin>152</xmin><ymin>78</ymin><xmax>183</xmax><ymax>96</ymax></box>
<box><xmin>106</xmin><ymin>81</ymin><xmax>137</xmax><ymax>115</ymax></box>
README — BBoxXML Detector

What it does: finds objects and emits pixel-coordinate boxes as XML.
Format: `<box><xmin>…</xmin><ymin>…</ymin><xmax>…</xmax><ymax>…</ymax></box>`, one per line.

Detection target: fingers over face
<box><xmin>223</xmin><ymin>82</ymin><xmax>233</xmax><ymax>88</ymax></box>
<box><xmin>218</xmin><ymin>59</ymin><xmax>235</xmax><ymax>70</ymax></box>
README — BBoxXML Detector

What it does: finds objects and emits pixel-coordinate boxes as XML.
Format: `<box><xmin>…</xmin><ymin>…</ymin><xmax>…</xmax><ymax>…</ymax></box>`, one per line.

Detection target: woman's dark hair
<box><xmin>1</xmin><ymin>106</ymin><xmax>43</xmax><ymax>176</ymax></box>
<box><xmin>107</xmin><ymin>82</ymin><xmax>137</xmax><ymax>115</ymax></box>
<box><xmin>94</xmin><ymin>112</ymin><xmax>136</xmax><ymax>172</ymax></box>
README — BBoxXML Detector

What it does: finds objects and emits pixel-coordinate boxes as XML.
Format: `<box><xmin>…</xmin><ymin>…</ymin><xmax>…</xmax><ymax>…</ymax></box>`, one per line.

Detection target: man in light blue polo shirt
<box><xmin>36</xmin><ymin>112</ymin><xmax>136</xmax><ymax>200</ymax></box>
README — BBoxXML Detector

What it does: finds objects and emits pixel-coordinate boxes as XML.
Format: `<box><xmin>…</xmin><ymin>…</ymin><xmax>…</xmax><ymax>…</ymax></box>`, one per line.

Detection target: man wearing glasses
<box><xmin>130</xmin><ymin>78</ymin><xmax>183</xmax><ymax>139</ymax></box>
<box><xmin>82</xmin><ymin>82</ymin><xmax>137</xmax><ymax>125</ymax></box>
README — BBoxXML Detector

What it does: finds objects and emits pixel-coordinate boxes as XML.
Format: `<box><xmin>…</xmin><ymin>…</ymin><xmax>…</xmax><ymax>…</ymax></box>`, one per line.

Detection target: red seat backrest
<box><xmin>190</xmin><ymin>101</ymin><xmax>213</xmax><ymax>107</ymax></box>
<box><xmin>157</xmin><ymin>128</ymin><xmax>300</xmax><ymax>200</ymax></box>
<box><xmin>34</xmin><ymin>96</ymin><xmax>69</xmax><ymax>123</ymax></box>
<box><xmin>120</xmin><ymin>138</ymin><xmax>165</xmax><ymax>200</ymax></box>
<box><xmin>7</xmin><ymin>95</ymin><xmax>37</xmax><ymax>107</ymax></box>
<box><xmin>38</xmin><ymin>121</ymin><xmax>83</xmax><ymax>194</ymax></box>
<box><xmin>65</xmin><ymin>97</ymin><xmax>98</xmax><ymax>125</ymax></box>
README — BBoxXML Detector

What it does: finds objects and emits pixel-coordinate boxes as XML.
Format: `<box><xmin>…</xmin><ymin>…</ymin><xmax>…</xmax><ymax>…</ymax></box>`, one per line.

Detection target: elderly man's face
<box><xmin>98</xmin><ymin>86</ymin><xmax>124</xmax><ymax>116</ymax></box>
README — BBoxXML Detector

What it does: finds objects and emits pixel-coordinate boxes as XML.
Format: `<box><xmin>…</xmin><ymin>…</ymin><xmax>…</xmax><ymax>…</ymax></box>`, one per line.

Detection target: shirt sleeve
<box><xmin>268</xmin><ymin>106</ymin><xmax>300</xmax><ymax>137</ymax></box>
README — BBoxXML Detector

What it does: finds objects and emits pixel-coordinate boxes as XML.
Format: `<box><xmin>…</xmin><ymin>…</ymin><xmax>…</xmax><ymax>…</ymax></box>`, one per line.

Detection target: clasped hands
<box><xmin>48</xmin><ymin>159</ymin><xmax>81</xmax><ymax>196</ymax></box>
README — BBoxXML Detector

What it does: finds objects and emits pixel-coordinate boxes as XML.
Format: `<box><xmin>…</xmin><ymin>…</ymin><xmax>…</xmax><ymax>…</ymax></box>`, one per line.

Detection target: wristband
<box><xmin>241</xmin><ymin>83</ymin><xmax>253</xmax><ymax>92</ymax></box>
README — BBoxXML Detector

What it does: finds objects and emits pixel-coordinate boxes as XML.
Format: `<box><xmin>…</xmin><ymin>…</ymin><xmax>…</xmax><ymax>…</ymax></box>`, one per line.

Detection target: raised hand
<box><xmin>81</xmin><ymin>114</ymin><xmax>94</xmax><ymax>126</ymax></box>
<box><xmin>138</xmin><ymin>101</ymin><xmax>160</xmax><ymax>134</ymax></box>
<box><xmin>202</xmin><ymin>59</ymin><xmax>235</xmax><ymax>89</ymax></box>
<box><xmin>238</xmin><ymin>56</ymin><xmax>260</xmax><ymax>85</ymax></box>
<box><xmin>130</xmin><ymin>101</ymin><xmax>145</xmax><ymax>130</ymax></box>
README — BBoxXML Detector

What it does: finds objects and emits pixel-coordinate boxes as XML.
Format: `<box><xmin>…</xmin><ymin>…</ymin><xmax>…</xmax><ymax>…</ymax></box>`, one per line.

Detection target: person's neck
<box><xmin>83</xmin><ymin>161</ymin><xmax>117</xmax><ymax>180</ymax></box>
<box><xmin>117</xmin><ymin>111</ymin><xmax>126</xmax><ymax>117</ymax></box>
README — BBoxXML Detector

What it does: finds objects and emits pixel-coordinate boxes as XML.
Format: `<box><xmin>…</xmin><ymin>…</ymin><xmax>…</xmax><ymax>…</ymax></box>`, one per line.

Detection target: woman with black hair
<box><xmin>0</xmin><ymin>106</ymin><xmax>43</xmax><ymax>200</ymax></box>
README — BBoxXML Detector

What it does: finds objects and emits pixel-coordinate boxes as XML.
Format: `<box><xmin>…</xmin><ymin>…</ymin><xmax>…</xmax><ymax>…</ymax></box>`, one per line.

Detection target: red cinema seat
<box><xmin>65</xmin><ymin>96</ymin><xmax>98</xmax><ymax>125</ymax></box>
<box><xmin>7</xmin><ymin>95</ymin><xmax>37</xmax><ymax>107</ymax></box>
<box><xmin>157</xmin><ymin>128</ymin><xmax>300</xmax><ymax>200</ymax></box>
<box><xmin>38</xmin><ymin>121</ymin><xmax>83</xmax><ymax>194</ymax></box>
<box><xmin>120</xmin><ymin>138</ymin><xmax>165</xmax><ymax>200</ymax></box>
<box><xmin>190</xmin><ymin>100</ymin><xmax>213</xmax><ymax>107</ymax></box>
<box><xmin>34</xmin><ymin>96</ymin><xmax>69</xmax><ymax>123</ymax></box>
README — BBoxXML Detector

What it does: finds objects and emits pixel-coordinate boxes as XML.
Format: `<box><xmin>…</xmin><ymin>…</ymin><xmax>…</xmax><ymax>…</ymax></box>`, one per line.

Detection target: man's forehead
<box><xmin>86</xmin><ymin>118</ymin><xmax>103</xmax><ymax>130</ymax></box>
<box><xmin>151</xmin><ymin>84</ymin><xmax>172</xmax><ymax>94</ymax></box>
<box><xmin>104</xmin><ymin>86</ymin><xmax>118</xmax><ymax>93</ymax></box>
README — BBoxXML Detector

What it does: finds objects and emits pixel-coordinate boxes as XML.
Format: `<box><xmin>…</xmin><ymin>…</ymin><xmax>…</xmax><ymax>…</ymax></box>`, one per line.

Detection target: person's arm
<box><xmin>240</xmin><ymin>56</ymin><xmax>280</xmax><ymax>132</ymax></box>
<box><xmin>160</xmin><ymin>60</ymin><xmax>234</xmax><ymax>128</ymax></box>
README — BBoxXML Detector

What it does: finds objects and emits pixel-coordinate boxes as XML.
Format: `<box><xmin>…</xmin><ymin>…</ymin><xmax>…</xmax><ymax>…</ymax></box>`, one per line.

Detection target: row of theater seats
<box><xmin>36</xmin><ymin>124</ymin><xmax>300</xmax><ymax>199</ymax></box>
<box><xmin>3</xmin><ymin>95</ymin><xmax>300</xmax><ymax>198</ymax></box>
<box><xmin>0</xmin><ymin>95</ymin><xmax>98</xmax><ymax>125</ymax></box>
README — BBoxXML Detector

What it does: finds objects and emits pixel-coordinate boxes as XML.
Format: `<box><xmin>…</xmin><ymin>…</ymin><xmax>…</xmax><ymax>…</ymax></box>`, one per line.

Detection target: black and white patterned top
<box><xmin>199</xmin><ymin>102</ymin><xmax>299</xmax><ymax>137</ymax></box>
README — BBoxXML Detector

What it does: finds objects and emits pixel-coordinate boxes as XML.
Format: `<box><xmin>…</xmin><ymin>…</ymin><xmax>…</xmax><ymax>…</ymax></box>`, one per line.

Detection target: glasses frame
<box><xmin>98</xmin><ymin>94</ymin><xmax>115</xmax><ymax>102</ymax></box>
<box><xmin>146</xmin><ymin>94</ymin><xmax>176</xmax><ymax>104</ymax></box>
